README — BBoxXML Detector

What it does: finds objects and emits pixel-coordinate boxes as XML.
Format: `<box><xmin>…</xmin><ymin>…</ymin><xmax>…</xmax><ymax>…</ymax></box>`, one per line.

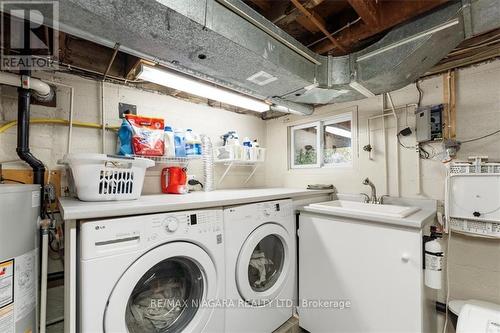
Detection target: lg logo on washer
<box><xmin>94</xmin><ymin>225</ymin><xmax>106</xmax><ymax>231</ymax></box>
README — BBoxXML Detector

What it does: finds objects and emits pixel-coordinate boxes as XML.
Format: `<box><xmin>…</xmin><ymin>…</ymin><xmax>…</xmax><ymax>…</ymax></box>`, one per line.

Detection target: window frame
<box><xmin>289</xmin><ymin>111</ymin><xmax>356</xmax><ymax>170</ymax></box>
<box><xmin>321</xmin><ymin>113</ymin><xmax>354</xmax><ymax>168</ymax></box>
<box><xmin>290</xmin><ymin>121</ymin><xmax>321</xmax><ymax>169</ymax></box>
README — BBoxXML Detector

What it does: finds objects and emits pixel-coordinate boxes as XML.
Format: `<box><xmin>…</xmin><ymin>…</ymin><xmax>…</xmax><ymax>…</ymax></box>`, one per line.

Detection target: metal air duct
<box><xmin>27</xmin><ymin>0</ymin><xmax>500</xmax><ymax>114</ymax></box>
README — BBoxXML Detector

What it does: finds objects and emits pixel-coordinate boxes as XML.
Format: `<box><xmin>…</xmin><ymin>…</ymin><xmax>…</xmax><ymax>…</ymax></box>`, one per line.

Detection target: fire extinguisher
<box><xmin>424</xmin><ymin>230</ymin><xmax>444</xmax><ymax>290</ymax></box>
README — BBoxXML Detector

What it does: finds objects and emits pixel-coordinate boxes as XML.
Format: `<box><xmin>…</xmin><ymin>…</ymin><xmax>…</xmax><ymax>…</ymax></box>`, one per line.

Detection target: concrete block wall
<box><xmin>0</xmin><ymin>71</ymin><xmax>267</xmax><ymax>191</ymax></box>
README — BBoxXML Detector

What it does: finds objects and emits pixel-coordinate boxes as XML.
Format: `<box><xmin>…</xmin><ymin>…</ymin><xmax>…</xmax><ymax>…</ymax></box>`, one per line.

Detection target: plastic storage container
<box><xmin>64</xmin><ymin>154</ymin><xmax>155</xmax><ymax>201</ymax></box>
<box><xmin>185</xmin><ymin>129</ymin><xmax>196</xmax><ymax>156</ymax></box>
<box><xmin>174</xmin><ymin>129</ymin><xmax>187</xmax><ymax>157</ymax></box>
<box><xmin>213</xmin><ymin>146</ymin><xmax>265</xmax><ymax>162</ymax></box>
<box><xmin>163</xmin><ymin>126</ymin><xmax>175</xmax><ymax>158</ymax></box>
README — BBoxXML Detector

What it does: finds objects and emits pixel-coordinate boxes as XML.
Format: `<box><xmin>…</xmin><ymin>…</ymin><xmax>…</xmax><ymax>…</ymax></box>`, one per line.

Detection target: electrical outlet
<box><xmin>119</xmin><ymin>103</ymin><xmax>137</xmax><ymax>119</ymax></box>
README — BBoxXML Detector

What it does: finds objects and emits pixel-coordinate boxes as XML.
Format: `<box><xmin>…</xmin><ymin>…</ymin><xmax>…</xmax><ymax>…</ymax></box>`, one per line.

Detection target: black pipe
<box><xmin>436</xmin><ymin>301</ymin><xmax>447</xmax><ymax>314</ymax></box>
<box><xmin>16</xmin><ymin>80</ymin><xmax>45</xmax><ymax>212</ymax></box>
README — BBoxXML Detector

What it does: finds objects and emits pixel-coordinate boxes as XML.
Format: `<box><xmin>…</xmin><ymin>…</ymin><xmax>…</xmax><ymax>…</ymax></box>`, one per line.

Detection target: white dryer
<box><xmin>78</xmin><ymin>209</ymin><xmax>225</xmax><ymax>333</ymax></box>
<box><xmin>224</xmin><ymin>199</ymin><xmax>296</xmax><ymax>333</ymax></box>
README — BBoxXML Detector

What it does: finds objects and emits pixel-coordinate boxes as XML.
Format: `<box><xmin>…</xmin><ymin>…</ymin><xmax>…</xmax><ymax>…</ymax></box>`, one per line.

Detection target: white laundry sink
<box><xmin>309</xmin><ymin>200</ymin><xmax>421</xmax><ymax>219</ymax></box>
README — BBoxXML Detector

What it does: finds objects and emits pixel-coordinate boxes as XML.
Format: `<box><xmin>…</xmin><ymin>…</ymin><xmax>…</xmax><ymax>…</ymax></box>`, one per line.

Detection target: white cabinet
<box><xmin>298</xmin><ymin>212</ymin><xmax>436</xmax><ymax>333</ymax></box>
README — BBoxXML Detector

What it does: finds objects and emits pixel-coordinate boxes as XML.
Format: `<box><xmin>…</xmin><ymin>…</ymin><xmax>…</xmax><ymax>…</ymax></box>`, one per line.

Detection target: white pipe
<box><xmin>39</xmin><ymin>219</ymin><xmax>51</xmax><ymax>333</ymax></box>
<box><xmin>0</xmin><ymin>71</ymin><xmax>51</xmax><ymax>97</ymax></box>
<box><xmin>68</xmin><ymin>87</ymin><xmax>75</xmax><ymax>154</ymax></box>
<box><xmin>101</xmin><ymin>81</ymin><xmax>106</xmax><ymax>153</ymax></box>
<box><xmin>367</xmin><ymin>118</ymin><xmax>373</xmax><ymax>161</ymax></box>
<box><xmin>386</xmin><ymin>92</ymin><xmax>400</xmax><ymax>197</ymax></box>
<box><xmin>41</xmin><ymin>80</ymin><xmax>75</xmax><ymax>154</ymax></box>
<box><xmin>382</xmin><ymin>103</ymin><xmax>389</xmax><ymax>195</ymax></box>
<box><xmin>416</xmin><ymin>147</ymin><xmax>422</xmax><ymax>194</ymax></box>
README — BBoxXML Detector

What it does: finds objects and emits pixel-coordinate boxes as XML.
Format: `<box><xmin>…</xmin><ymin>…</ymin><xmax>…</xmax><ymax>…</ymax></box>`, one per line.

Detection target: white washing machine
<box><xmin>224</xmin><ymin>199</ymin><xmax>296</xmax><ymax>333</ymax></box>
<box><xmin>78</xmin><ymin>209</ymin><xmax>225</xmax><ymax>333</ymax></box>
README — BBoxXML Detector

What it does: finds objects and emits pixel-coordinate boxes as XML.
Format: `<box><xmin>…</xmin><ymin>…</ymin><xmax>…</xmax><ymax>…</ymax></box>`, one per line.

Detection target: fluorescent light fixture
<box><xmin>137</xmin><ymin>64</ymin><xmax>270</xmax><ymax>112</ymax></box>
<box><xmin>349</xmin><ymin>81</ymin><xmax>375</xmax><ymax>98</ymax></box>
<box><xmin>325</xmin><ymin>126</ymin><xmax>351</xmax><ymax>138</ymax></box>
<box><xmin>357</xmin><ymin>19</ymin><xmax>460</xmax><ymax>62</ymax></box>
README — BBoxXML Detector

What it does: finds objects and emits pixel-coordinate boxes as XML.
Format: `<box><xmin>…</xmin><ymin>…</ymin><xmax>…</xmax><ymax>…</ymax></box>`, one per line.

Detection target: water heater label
<box><xmin>31</xmin><ymin>191</ymin><xmax>40</xmax><ymax>208</ymax></box>
<box><xmin>14</xmin><ymin>250</ymin><xmax>36</xmax><ymax>321</ymax></box>
<box><xmin>0</xmin><ymin>260</ymin><xmax>14</xmax><ymax>308</ymax></box>
<box><xmin>0</xmin><ymin>259</ymin><xmax>14</xmax><ymax>333</ymax></box>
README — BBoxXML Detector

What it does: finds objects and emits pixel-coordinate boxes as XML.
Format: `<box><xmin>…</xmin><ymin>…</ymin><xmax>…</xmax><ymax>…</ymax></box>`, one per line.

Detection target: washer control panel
<box><xmin>150</xmin><ymin>209</ymin><xmax>223</xmax><ymax>239</ymax></box>
<box><xmin>80</xmin><ymin>209</ymin><xmax>223</xmax><ymax>260</ymax></box>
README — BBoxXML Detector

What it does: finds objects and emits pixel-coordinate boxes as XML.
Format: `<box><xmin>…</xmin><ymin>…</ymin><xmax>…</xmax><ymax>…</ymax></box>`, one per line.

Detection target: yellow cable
<box><xmin>0</xmin><ymin>118</ymin><xmax>119</xmax><ymax>133</ymax></box>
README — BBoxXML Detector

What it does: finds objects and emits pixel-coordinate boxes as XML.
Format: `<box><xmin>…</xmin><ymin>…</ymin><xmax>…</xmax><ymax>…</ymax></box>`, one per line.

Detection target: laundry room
<box><xmin>0</xmin><ymin>1</ymin><xmax>499</xmax><ymax>333</ymax></box>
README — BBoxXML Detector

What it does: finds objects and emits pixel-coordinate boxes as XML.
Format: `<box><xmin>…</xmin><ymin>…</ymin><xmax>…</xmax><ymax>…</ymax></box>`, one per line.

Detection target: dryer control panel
<box><xmin>80</xmin><ymin>209</ymin><xmax>223</xmax><ymax>260</ymax></box>
<box><xmin>225</xmin><ymin>199</ymin><xmax>293</xmax><ymax>222</ymax></box>
<box><xmin>260</xmin><ymin>201</ymin><xmax>291</xmax><ymax>220</ymax></box>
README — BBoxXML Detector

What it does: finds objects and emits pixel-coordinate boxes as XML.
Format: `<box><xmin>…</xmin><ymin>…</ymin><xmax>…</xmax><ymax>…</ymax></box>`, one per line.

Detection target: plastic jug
<box><xmin>174</xmin><ymin>129</ymin><xmax>187</xmax><ymax>157</ymax></box>
<box><xmin>164</xmin><ymin>126</ymin><xmax>175</xmax><ymax>158</ymax></box>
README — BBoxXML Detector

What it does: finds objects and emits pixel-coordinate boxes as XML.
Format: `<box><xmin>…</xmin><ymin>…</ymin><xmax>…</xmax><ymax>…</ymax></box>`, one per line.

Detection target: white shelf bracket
<box><xmin>244</xmin><ymin>164</ymin><xmax>260</xmax><ymax>184</ymax></box>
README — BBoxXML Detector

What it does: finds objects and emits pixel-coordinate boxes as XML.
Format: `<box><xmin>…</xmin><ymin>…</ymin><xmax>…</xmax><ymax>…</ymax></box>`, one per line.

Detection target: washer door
<box><xmin>236</xmin><ymin>223</ymin><xmax>290</xmax><ymax>306</ymax></box>
<box><xmin>104</xmin><ymin>242</ymin><xmax>217</xmax><ymax>333</ymax></box>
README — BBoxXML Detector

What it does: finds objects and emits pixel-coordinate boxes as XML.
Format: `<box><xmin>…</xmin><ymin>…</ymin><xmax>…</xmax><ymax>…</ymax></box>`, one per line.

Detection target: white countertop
<box><xmin>58</xmin><ymin>188</ymin><xmax>334</xmax><ymax>220</ymax></box>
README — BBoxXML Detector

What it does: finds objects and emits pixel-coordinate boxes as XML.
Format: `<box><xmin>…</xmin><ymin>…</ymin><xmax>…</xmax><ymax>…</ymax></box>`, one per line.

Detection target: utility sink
<box><xmin>309</xmin><ymin>200</ymin><xmax>421</xmax><ymax>219</ymax></box>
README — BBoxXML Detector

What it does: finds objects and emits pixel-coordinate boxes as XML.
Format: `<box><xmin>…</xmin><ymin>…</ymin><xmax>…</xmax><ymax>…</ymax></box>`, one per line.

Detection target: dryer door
<box><xmin>104</xmin><ymin>242</ymin><xmax>217</xmax><ymax>333</ymax></box>
<box><xmin>236</xmin><ymin>223</ymin><xmax>291</xmax><ymax>306</ymax></box>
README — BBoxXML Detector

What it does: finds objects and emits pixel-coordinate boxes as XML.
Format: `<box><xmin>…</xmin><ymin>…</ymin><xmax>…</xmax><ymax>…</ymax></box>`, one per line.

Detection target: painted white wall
<box><xmin>0</xmin><ymin>72</ymin><xmax>267</xmax><ymax>191</ymax></box>
<box><xmin>265</xmin><ymin>59</ymin><xmax>500</xmax><ymax>326</ymax></box>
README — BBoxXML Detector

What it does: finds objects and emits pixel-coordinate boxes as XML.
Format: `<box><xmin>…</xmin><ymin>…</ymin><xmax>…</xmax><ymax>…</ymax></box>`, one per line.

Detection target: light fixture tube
<box><xmin>137</xmin><ymin>64</ymin><xmax>270</xmax><ymax>112</ymax></box>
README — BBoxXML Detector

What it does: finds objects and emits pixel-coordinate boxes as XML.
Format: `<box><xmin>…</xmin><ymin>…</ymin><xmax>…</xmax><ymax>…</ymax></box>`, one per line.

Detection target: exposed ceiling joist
<box><xmin>313</xmin><ymin>0</ymin><xmax>449</xmax><ymax>54</ymax></box>
<box><xmin>346</xmin><ymin>0</ymin><xmax>379</xmax><ymax>27</ymax></box>
<box><xmin>272</xmin><ymin>0</ymin><xmax>325</xmax><ymax>26</ymax></box>
<box><xmin>247</xmin><ymin>0</ymin><xmax>271</xmax><ymax>12</ymax></box>
<box><xmin>290</xmin><ymin>0</ymin><xmax>347</xmax><ymax>52</ymax></box>
<box><xmin>296</xmin><ymin>9</ymin><xmax>325</xmax><ymax>33</ymax></box>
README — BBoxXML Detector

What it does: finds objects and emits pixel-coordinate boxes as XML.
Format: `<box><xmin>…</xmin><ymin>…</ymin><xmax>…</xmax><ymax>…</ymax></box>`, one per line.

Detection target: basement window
<box><xmin>290</xmin><ymin>112</ymin><xmax>354</xmax><ymax>169</ymax></box>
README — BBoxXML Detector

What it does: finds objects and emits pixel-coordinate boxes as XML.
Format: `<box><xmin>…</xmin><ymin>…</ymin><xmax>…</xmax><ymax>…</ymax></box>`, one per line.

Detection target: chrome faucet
<box><xmin>362</xmin><ymin>178</ymin><xmax>379</xmax><ymax>204</ymax></box>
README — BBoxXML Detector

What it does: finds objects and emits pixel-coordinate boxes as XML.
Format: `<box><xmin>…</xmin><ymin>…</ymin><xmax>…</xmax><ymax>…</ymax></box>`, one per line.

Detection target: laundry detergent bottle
<box><xmin>174</xmin><ymin>128</ymin><xmax>187</xmax><ymax>157</ymax></box>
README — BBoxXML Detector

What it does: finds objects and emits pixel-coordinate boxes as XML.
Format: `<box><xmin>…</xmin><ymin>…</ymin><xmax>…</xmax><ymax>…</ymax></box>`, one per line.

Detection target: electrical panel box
<box><xmin>415</xmin><ymin>104</ymin><xmax>443</xmax><ymax>143</ymax></box>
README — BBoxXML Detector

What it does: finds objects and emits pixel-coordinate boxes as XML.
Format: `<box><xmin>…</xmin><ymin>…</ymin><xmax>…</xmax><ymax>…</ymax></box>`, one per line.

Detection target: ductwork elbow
<box><xmin>0</xmin><ymin>71</ymin><xmax>54</xmax><ymax>101</ymax></box>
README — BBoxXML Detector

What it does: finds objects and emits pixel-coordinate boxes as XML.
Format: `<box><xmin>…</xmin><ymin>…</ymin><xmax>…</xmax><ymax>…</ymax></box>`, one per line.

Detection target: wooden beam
<box><xmin>313</xmin><ymin>0</ymin><xmax>449</xmax><ymax>54</ymax></box>
<box><xmin>247</xmin><ymin>0</ymin><xmax>271</xmax><ymax>12</ymax></box>
<box><xmin>347</xmin><ymin>0</ymin><xmax>379</xmax><ymax>27</ymax></box>
<box><xmin>290</xmin><ymin>0</ymin><xmax>347</xmax><ymax>52</ymax></box>
<box><xmin>442</xmin><ymin>69</ymin><xmax>456</xmax><ymax>139</ymax></box>
<box><xmin>296</xmin><ymin>9</ymin><xmax>326</xmax><ymax>33</ymax></box>
<box><xmin>273</xmin><ymin>0</ymin><xmax>327</xmax><ymax>26</ymax></box>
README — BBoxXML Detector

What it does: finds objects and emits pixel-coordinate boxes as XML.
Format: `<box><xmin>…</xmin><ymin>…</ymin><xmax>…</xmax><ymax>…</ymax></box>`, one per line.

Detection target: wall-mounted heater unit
<box><xmin>445</xmin><ymin>157</ymin><xmax>500</xmax><ymax>238</ymax></box>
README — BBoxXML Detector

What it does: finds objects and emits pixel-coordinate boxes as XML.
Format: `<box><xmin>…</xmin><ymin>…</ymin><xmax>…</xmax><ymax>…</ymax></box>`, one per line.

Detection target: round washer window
<box><xmin>247</xmin><ymin>234</ymin><xmax>285</xmax><ymax>292</ymax></box>
<box><xmin>125</xmin><ymin>257</ymin><xmax>203</xmax><ymax>333</ymax></box>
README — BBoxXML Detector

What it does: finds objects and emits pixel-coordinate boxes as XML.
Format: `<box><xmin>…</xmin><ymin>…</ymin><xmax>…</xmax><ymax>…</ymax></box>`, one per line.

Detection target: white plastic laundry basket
<box><xmin>64</xmin><ymin>154</ymin><xmax>155</xmax><ymax>201</ymax></box>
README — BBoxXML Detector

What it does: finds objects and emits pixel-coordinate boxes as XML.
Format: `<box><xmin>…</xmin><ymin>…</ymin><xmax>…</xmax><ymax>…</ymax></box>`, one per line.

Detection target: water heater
<box><xmin>0</xmin><ymin>184</ymin><xmax>40</xmax><ymax>333</ymax></box>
